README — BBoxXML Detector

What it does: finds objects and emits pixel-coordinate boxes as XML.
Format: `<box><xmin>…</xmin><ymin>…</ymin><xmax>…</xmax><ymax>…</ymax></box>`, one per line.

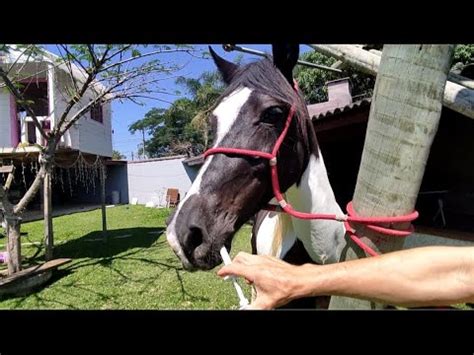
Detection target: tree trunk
<box><xmin>44</xmin><ymin>170</ymin><xmax>54</xmax><ymax>261</ymax></box>
<box><xmin>329</xmin><ymin>45</ymin><xmax>454</xmax><ymax>309</ymax></box>
<box><xmin>6</xmin><ymin>215</ymin><xmax>21</xmax><ymax>275</ymax></box>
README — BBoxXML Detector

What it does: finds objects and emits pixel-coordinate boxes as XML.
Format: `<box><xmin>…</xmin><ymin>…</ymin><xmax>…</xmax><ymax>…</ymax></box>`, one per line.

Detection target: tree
<box><xmin>0</xmin><ymin>44</ymin><xmax>199</xmax><ymax>274</ymax></box>
<box><xmin>112</xmin><ymin>150</ymin><xmax>126</xmax><ymax>160</ymax></box>
<box><xmin>329</xmin><ymin>45</ymin><xmax>454</xmax><ymax>309</ymax></box>
<box><xmin>129</xmin><ymin>69</ymin><xmax>225</xmax><ymax>157</ymax></box>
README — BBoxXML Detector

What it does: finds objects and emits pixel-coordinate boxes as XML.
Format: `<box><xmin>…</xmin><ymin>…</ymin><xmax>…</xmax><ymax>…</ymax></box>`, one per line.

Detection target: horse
<box><xmin>166</xmin><ymin>45</ymin><xmax>347</xmax><ymax>306</ymax></box>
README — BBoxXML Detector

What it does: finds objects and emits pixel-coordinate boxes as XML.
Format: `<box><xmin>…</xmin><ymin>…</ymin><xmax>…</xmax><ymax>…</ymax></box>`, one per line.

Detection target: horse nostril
<box><xmin>184</xmin><ymin>227</ymin><xmax>204</xmax><ymax>255</ymax></box>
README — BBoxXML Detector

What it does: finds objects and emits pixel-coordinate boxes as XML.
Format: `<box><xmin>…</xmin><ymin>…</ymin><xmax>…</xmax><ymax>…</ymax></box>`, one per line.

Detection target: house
<box><xmin>0</xmin><ymin>47</ymin><xmax>113</xmax><ymax>215</ymax></box>
<box><xmin>0</xmin><ymin>47</ymin><xmax>113</xmax><ymax>157</ymax></box>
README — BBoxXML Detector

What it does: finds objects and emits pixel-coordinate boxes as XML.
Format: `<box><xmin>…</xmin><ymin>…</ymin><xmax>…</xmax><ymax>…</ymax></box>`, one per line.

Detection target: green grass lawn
<box><xmin>0</xmin><ymin>205</ymin><xmax>253</xmax><ymax>309</ymax></box>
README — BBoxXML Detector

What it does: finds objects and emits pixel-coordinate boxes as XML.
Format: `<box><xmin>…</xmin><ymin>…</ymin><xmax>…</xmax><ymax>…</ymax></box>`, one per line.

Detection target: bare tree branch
<box><xmin>102</xmin><ymin>45</ymin><xmax>132</xmax><ymax>63</ymax></box>
<box><xmin>0</xmin><ymin>55</ymin><xmax>69</xmax><ymax>90</ymax></box>
<box><xmin>101</xmin><ymin>48</ymin><xmax>195</xmax><ymax>72</ymax></box>
<box><xmin>53</xmin><ymin>65</ymin><xmax>97</xmax><ymax>136</ymax></box>
<box><xmin>3</xmin><ymin>45</ymin><xmax>34</xmax><ymax>75</ymax></box>
<box><xmin>58</xmin><ymin>72</ymin><xmax>132</xmax><ymax>135</ymax></box>
<box><xmin>98</xmin><ymin>45</ymin><xmax>111</xmax><ymax>63</ymax></box>
<box><xmin>56</xmin><ymin>45</ymin><xmax>80</xmax><ymax>93</ymax></box>
<box><xmin>59</xmin><ymin>45</ymin><xmax>89</xmax><ymax>75</ymax></box>
<box><xmin>87</xmin><ymin>44</ymin><xmax>99</xmax><ymax>67</ymax></box>
<box><xmin>118</xmin><ymin>95</ymin><xmax>175</xmax><ymax>104</ymax></box>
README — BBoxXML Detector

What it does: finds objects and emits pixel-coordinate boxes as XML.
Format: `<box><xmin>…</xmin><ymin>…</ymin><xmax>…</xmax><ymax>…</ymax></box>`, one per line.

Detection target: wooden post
<box><xmin>329</xmin><ymin>45</ymin><xmax>455</xmax><ymax>309</ymax></box>
<box><xmin>100</xmin><ymin>160</ymin><xmax>107</xmax><ymax>242</ymax></box>
<box><xmin>44</xmin><ymin>170</ymin><xmax>53</xmax><ymax>261</ymax></box>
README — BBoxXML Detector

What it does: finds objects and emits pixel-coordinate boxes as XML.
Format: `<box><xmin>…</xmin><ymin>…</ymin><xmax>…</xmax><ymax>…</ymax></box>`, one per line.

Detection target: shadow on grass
<box><xmin>1</xmin><ymin>226</ymin><xmax>210</xmax><ymax>307</ymax></box>
<box><xmin>55</xmin><ymin>227</ymin><xmax>165</xmax><ymax>259</ymax></box>
<box><xmin>0</xmin><ymin>227</ymin><xmax>209</xmax><ymax>309</ymax></box>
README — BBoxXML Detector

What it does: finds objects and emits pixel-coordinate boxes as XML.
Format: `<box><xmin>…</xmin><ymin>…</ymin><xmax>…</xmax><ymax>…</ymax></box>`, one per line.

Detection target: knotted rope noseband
<box><xmin>204</xmin><ymin>82</ymin><xmax>418</xmax><ymax>257</ymax></box>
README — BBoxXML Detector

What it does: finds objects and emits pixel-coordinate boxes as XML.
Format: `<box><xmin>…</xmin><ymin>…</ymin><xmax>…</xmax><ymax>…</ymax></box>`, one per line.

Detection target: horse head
<box><xmin>166</xmin><ymin>44</ymin><xmax>319</xmax><ymax>270</ymax></box>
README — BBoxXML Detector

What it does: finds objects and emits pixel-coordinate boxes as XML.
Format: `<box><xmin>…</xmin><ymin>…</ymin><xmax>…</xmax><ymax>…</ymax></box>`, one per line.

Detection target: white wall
<box><xmin>0</xmin><ymin>90</ymin><xmax>12</xmax><ymax>148</ymax></box>
<box><xmin>127</xmin><ymin>157</ymin><xmax>198</xmax><ymax>206</ymax></box>
<box><xmin>54</xmin><ymin>70</ymin><xmax>113</xmax><ymax>157</ymax></box>
<box><xmin>78</xmin><ymin>100</ymin><xmax>113</xmax><ymax>157</ymax></box>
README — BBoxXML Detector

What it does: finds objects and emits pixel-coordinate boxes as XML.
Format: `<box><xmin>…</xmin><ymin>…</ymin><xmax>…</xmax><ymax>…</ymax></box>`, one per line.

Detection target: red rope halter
<box><xmin>204</xmin><ymin>83</ymin><xmax>418</xmax><ymax>257</ymax></box>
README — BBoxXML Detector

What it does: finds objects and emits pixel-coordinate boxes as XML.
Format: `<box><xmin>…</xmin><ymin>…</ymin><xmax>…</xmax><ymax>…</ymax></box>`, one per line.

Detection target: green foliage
<box><xmin>112</xmin><ymin>150</ymin><xmax>126</xmax><ymax>160</ymax></box>
<box><xmin>452</xmin><ymin>44</ymin><xmax>474</xmax><ymax>71</ymax></box>
<box><xmin>129</xmin><ymin>69</ymin><xmax>224</xmax><ymax>157</ymax></box>
<box><xmin>295</xmin><ymin>51</ymin><xmax>375</xmax><ymax>104</ymax></box>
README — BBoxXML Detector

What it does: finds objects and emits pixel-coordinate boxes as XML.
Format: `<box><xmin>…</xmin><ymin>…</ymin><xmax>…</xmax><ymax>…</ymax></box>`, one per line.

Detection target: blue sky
<box><xmin>46</xmin><ymin>44</ymin><xmax>311</xmax><ymax>159</ymax></box>
<box><xmin>112</xmin><ymin>44</ymin><xmax>280</xmax><ymax>159</ymax></box>
<box><xmin>112</xmin><ymin>44</ymin><xmax>269</xmax><ymax>159</ymax></box>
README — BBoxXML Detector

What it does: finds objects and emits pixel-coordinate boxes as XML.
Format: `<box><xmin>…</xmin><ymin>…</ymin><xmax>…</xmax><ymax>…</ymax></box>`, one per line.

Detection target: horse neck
<box><xmin>285</xmin><ymin>148</ymin><xmax>347</xmax><ymax>264</ymax></box>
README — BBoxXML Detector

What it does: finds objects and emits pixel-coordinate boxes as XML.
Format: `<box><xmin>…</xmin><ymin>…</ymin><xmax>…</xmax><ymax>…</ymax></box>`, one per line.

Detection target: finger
<box><xmin>233</xmin><ymin>252</ymin><xmax>254</xmax><ymax>264</ymax></box>
<box><xmin>217</xmin><ymin>263</ymin><xmax>254</xmax><ymax>283</ymax></box>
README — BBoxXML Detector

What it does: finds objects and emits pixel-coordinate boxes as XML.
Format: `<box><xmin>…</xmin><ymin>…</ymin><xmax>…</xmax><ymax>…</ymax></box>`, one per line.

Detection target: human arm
<box><xmin>217</xmin><ymin>246</ymin><xmax>474</xmax><ymax>309</ymax></box>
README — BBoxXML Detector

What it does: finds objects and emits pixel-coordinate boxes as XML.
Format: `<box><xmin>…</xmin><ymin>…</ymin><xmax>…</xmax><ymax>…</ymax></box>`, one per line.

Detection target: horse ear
<box><xmin>209</xmin><ymin>46</ymin><xmax>238</xmax><ymax>85</ymax></box>
<box><xmin>272</xmin><ymin>44</ymin><xmax>299</xmax><ymax>85</ymax></box>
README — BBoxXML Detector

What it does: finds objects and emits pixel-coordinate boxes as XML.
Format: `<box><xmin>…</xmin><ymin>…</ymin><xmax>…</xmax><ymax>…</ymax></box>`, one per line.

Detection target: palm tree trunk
<box><xmin>329</xmin><ymin>45</ymin><xmax>454</xmax><ymax>309</ymax></box>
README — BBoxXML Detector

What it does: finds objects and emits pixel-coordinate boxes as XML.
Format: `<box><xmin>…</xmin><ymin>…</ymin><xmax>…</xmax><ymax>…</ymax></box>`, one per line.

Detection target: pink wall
<box><xmin>9</xmin><ymin>94</ymin><xmax>19</xmax><ymax>147</ymax></box>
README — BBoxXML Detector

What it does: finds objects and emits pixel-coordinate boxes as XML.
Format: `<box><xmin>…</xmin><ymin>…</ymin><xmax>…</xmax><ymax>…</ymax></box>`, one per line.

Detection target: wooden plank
<box><xmin>0</xmin><ymin>165</ymin><xmax>14</xmax><ymax>174</ymax></box>
<box><xmin>0</xmin><ymin>258</ymin><xmax>71</xmax><ymax>286</ymax></box>
<box><xmin>3</xmin><ymin>165</ymin><xmax>16</xmax><ymax>191</ymax></box>
<box><xmin>0</xmin><ymin>146</ymin><xmax>42</xmax><ymax>155</ymax></box>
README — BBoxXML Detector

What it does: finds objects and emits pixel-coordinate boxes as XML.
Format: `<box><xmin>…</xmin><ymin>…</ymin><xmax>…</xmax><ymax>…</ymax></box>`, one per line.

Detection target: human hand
<box><xmin>217</xmin><ymin>252</ymin><xmax>309</xmax><ymax>309</ymax></box>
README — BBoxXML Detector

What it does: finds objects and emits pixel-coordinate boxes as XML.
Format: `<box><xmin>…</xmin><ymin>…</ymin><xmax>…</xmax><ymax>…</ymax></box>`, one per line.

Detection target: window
<box><xmin>18</xmin><ymin>81</ymin><xmax>49</xmax><ymax>117</ymax></box>
<box><xmin>90</xmin><ymin>102</ymin><xmax>103</xmax><ymax>123</ymax></box>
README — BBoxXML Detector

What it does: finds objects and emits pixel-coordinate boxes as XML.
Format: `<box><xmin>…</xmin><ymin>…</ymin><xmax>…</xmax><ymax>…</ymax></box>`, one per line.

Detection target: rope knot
<box><xmin>344</xmin><ymin>201</ymin><xmax>419</xmax><ymax>257</ymax></box>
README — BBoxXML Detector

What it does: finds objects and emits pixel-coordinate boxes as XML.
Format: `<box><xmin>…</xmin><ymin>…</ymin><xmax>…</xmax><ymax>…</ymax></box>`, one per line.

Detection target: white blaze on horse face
<box><xmin>166</xmin><ymin>157</ymin><xmax>213</xmax><ymax>268</ymax></box>
<box><xmin>212</xmin><ymin>87</ymin><xmax>253</xmax><ymax>146</ymax></box>
<box><xmin>166</xmin><ymin>87</ymin><xmax>253</xmax><ymax>266</ymax></box>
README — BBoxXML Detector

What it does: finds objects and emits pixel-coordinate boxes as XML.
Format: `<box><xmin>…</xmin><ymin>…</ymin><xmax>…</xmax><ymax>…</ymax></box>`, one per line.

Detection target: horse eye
<box><xmin>260</xmin><ymin>106</ymin><xmax>286</xmax><ymax>123</ymax></box>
